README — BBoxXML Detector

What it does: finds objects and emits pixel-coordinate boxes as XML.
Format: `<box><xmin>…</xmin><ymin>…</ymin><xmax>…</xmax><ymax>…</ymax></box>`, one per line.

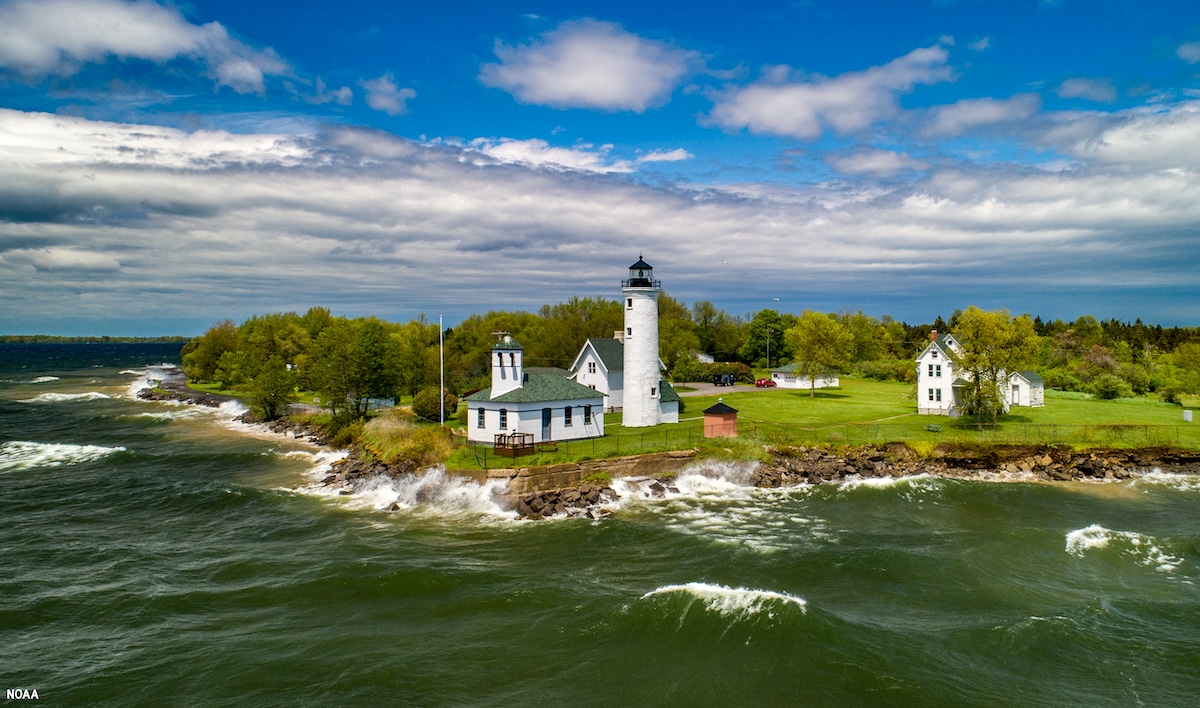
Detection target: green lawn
<box><xmin>443</xmin><ymin>378</ymin><xmax>1200</xmax><ymax>470</ymax></box>
<box><xmin>676</xmin><ymin>378</ymin><xmax>1200</xmax><ymax>449</ymax></box>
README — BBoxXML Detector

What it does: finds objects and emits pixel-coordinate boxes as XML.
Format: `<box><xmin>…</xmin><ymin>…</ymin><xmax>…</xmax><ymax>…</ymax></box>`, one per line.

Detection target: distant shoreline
<box><xmin>0</xmin><ymin>335</ymin><xmax>188</xmax><ymax>344</ymax></box>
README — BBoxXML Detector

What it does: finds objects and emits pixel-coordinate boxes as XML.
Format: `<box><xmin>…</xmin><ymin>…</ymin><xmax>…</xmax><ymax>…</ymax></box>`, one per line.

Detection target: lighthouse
<box><xmin>621</xmin><ymin>256</ymin><xmax>663</xmax><ymax>427</ymax></box>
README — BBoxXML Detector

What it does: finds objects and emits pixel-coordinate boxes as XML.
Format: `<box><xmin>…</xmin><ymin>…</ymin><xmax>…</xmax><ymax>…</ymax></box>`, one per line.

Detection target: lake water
<box><xmin>2</xmin><ymin>343</ymin><xmax>1198</xmax><ymax>706</ymax></box>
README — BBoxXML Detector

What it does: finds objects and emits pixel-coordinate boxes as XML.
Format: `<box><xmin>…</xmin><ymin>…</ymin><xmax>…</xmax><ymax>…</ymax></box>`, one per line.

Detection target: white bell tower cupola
<box><xmin>490</xmin><ymin>334</ymin><xmax>524</xmax><ymax>398</ymax></box>
<box><xmin>621</xmin><ymin>256</ymin><xmax>663</xmax><ymax>427</ymax></box>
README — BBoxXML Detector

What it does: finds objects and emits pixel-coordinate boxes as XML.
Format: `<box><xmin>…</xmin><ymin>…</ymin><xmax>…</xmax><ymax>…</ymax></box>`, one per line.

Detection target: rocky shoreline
<box><xmin>133</xmin><ymin>380</ymin><xmax>1200</xmax><ymax>519</ymax></box>
<box><xmin>753</xmin><ymin>442</ymin><xmax>1200</xmax><ymax>487</ymax></box>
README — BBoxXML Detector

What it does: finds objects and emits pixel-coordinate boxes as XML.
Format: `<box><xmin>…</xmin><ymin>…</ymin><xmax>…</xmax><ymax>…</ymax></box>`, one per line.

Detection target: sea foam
<box><xmin>1066</xmin><ymin>524</ymin><xmax>1183</xmax><ymax>574</ymax></box>
<box><xmin>295</xmin><ymin>464</ymin><xmax>515</xmax><ymax>520</ymax></box>
<box><xmin>0</xmin><ymin>440</ymin><xmax>127</xmax><ymax>473</ymax></box>
<box><xmin>19</xmin><ymin>392</ymin><xmax>112</xmax><ymax>403</ymax></box>
<box><xmin>29</xmin><ymin>376</ymin><xmax>60</xmax><ymax>384</ymax></box>
<box><xmin>641</xmin><ymin>582</ymin><xmax>807</xmax><ymax>616</ymax></box>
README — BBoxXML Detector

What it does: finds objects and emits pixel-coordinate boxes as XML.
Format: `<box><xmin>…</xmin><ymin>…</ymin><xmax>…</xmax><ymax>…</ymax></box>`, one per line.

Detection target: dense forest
<box><xmin>179</xmin><ymin>296</ymin><xmax>1200</xmax><ymax>420</ymax></box>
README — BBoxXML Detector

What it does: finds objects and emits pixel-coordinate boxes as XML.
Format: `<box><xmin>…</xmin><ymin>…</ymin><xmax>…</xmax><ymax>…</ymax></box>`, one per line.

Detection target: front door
<box><xmin>541</xmin><ymin>408</ymin><xmax>552</xmax><ymax>441</ymax></box>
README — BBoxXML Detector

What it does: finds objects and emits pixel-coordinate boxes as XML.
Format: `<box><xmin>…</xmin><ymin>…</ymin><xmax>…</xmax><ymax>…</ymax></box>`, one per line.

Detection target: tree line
<box><xmin>180</xmin><ymin>299</ymin><xmax>1200</xmax><ymax>421</ymax></box>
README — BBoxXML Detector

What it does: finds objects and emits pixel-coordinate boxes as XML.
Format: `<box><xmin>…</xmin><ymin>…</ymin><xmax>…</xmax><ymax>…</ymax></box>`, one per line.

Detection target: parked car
<box><xmin>755</xmin><ymin>378</ymin><xmax>777</xmax><ymax>387</ymax></box>
<box><xmin>712</xmin><ymin>373</ymin><xmax>735</xmax><ymax>386</ymax></box>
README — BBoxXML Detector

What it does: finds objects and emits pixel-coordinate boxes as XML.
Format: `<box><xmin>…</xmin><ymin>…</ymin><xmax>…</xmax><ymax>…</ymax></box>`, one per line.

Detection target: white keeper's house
<box><xmin>916</xmin><ymin>330</ymin><xmax>1045</xmax><ymax>416</ymax></box>
<box><xmin>465</xmin><ymin>335</ymin><xmax>605</xmax><ymax>444</ymax></box>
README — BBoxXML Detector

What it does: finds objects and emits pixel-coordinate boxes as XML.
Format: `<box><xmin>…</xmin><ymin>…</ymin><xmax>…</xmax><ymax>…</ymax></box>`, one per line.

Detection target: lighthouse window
<box><xmin>651</xmin><ymin>387</ymin><xmax>657</xmax><ymax>398</ymax></box>
<box><xmin>626</xmin><ymin>327</ymin><xmax>632</xmax><ymax>338</ymax></box>
<box><xmin>626</xmin><ymin>298</ymin><xmax>633</xmax><ymax>309</ymax></box>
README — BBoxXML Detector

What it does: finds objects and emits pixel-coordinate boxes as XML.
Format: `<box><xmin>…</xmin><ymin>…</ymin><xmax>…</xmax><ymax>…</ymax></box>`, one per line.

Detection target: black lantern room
<box><xmin>624</xmin><ymin>256</ymin><xmax>658</xmax><ymax>288</ymax></box>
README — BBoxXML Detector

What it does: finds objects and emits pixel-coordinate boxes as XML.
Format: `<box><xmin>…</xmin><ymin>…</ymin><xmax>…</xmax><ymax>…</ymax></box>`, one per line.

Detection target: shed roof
<box><xmin>704</xmin><ymin>400</ymin><xmax>738</xmax><ymax>414</ymax></box>
<box><xmin>660</xmin><ymin>380</ymin><xmax>680</xmax><ymax>403</ymax></box>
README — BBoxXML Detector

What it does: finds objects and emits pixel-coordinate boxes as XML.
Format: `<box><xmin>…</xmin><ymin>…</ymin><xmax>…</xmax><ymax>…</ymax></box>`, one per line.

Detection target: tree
<box><xmin>785</xmin><ymin>311</ymin><xmax>854</xmax><ymax>397</ymax></box>
<box><xmin>250</xmin><ymin>355</ymin><xmax>297</xmax><ymax>420</ymax></box>
<box><xmin>657</xmin><ymin>293</ymin><xmax>699</xmax><ymax>371</ymax></box>
<box><xmin>412</xmin><ymin>386</ymin><xmax>459</xmax><ymax>422</ymax></box>
<box><xmin>951</xmin><ymin>307</ymin><xmax>1040</xmax><ymax>429</ymax></box>
<box><xmin>181</xmin><ymin>319</ymin><xmax>240</xmax><ymax>382</ymax></box>
<box><xmin>740</xmin><ymin>309</ymin><xmax>791</xmax><ymax>367</ymax></box>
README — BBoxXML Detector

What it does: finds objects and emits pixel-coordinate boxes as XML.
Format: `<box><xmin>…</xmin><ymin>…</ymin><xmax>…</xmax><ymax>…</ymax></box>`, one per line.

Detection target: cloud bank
<box><xmin>3</xmin><ymin>105</ymin><xmax>1199</xmax><ymax>331</ymax></box>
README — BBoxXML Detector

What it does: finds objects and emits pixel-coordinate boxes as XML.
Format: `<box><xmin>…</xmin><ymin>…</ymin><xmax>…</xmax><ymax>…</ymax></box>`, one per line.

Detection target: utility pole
<box><xmin>439</xmin><ymin>314</ymin><xmax>444</xmax><ymax>427</ymax></box>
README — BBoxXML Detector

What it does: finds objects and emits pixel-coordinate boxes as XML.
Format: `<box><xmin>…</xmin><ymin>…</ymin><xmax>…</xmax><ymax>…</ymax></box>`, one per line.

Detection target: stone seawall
<box><xmin>479</xmin><ymin>449</ymin><xmax>697</xmax><ymax>495</ymax></box>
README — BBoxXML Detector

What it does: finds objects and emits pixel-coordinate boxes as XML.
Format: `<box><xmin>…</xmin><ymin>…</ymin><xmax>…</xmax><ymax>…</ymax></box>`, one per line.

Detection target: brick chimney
<box><xmin>930</xmin><ymin>329</ymin><xmax>938</xmax><ymax>342</ymax></box>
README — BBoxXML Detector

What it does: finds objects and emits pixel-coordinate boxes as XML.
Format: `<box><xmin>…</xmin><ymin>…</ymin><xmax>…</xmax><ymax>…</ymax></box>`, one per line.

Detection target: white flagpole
<box><xmin>439</xmin><ymin>314</ymin><xmax>445</xmax><ymax>426</ymax></box>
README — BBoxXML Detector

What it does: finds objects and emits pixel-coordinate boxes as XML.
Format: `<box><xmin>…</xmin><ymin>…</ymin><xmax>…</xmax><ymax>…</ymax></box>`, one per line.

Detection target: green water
<box><xmin>2</xmin><ymin>345</ymin><xmax>1199</xmax><ymax>706</ymax></box>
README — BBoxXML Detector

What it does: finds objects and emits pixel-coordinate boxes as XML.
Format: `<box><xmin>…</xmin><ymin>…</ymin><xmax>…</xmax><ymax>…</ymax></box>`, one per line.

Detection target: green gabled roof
<box><xmin>493</xmin><ymin>336</ymin><xmax>524</xmax><ymax>351</ymax></box>
<box><xmin>465</xmin><ymin>373</ymin><xmax>605</xmax><ymax>403</ymax></box>
<box><xmin>1017</xmin><ymin>370</ymin><xmax>1045</xmax><ymax>385</ymax></box>
<box><xmin>660</xmin><ymin>380</ymin><xmax>680</xmax><ymax>402</ymax></box>
<box><xmin>586</xmin><ymin>338</ymin><xmax>624</xmax><ymax>372</ymax></box>
<box><xmin>771</xmin><ymin>362</ymin><xmax>800</xmax><ymax>374</ymax></box>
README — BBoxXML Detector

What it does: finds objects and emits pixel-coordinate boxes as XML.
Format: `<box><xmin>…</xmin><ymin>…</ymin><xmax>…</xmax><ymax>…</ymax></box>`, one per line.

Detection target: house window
<box><xmin>929</xmin><ymin>388</ymin><xmax>943</xmax><ymax>402</ymax></box>
<box><xmin>584</xmin><ymin>405</ymin><xmax>592</xmax><ymax>424</ymax></box>
<box><xmin>936</xmin><ymin>389</ymin><xmax>942</xmax><ymax>402</ymax></box>
<box><xmin>928</xmin><ymin>364</ymin><xmax>934</xmax><ymax>377</ymax></box>
<box><xmin>935</xmin><ymin>364</ymin><xmax>941</xmax><ymax>377</ymax></box>
<box><xmin>932</xmin><ymin>350</ymin><xmax>938</xmax><ymax>359</ymax></box>
<box><xmin>477</xmin><ymin>408</ymin><xmax>485</xmax><ymax>428</ymax></box>
<box><xmin>588</xmin><ymin>362</ymin><xmax>596</xmax><ymax>374</ymax></box>
<box><xmin>499</xmin><ymin>409</ymin><xmax>507</xmax><ymax>430</ymax></box>
<box><xmin>565</xmin><ymin>407</ymin><xmax>573</xmax><ymax>427</ymax></box>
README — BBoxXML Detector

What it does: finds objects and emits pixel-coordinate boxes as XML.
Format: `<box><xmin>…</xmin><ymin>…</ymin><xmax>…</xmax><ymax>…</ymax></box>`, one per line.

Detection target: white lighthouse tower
<box><xmin>621</xmin><ymin>256</ymin><xmax>662</xmax><ymax>427</ymax></box>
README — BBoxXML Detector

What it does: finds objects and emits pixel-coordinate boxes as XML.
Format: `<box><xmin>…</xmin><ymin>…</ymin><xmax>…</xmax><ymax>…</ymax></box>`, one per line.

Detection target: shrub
<box><xmin>1090</xmin><ymin>373</ymin><xmax>1134</xmax><ymax>400</ymax></box>
<box><xmin>412</xmin><ymin>387</ymin><xmax>459</xmax><ymax>422</ymax></box>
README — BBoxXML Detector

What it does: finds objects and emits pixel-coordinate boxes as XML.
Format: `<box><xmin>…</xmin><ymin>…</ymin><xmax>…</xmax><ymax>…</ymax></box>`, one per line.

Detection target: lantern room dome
<box><xmin>623</xmin><ymin>256</ymin><xmax>659</xmax><ymax>288</ymax></box>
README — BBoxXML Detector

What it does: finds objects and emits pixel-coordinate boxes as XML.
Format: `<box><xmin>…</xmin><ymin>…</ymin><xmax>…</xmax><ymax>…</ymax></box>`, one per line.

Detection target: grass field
<box><xmin>442</xmin><ymin>377</ymin><xmax>1200</xmax><ymax>469</ymax></box>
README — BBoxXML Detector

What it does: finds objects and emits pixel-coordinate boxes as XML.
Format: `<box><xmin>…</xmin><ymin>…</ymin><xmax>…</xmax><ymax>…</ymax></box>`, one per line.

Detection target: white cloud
<box><xmin>360</xmin><ymin>73</ymin><xmax>415</xmax><ymax>116</ymax></box>
<box><xmin>478</xmin><ymin>19</ymin><xmax>698</xmax><ymax>112</ymax></box>
<box><xmin>637</xmin><ymin>148</ymin><xmax>693</xmax><ymax>163</ymax></box>
<box><xmin>464</xmin><ymin>138</ymin><xmax>633</xmax><ymax>173</ymax></box>
<box><xmin>927</xmin><ymin>93</ymin><xmax>1041</xmax><ymax>135</ymax></box>
<box><xmin>708</xmin><ymin>45</ymin><xmax>953</xmax><ymax>139</ymax></box>
<box><xmin>1057</xmin><ymin>77</ymin><xmax>1117</xmax><ymax>103</ymax></box>
<box><xmin>0</xmin><ymin>0</ymin><xmax>287</xmax><ymax>93</ymax></box>
<box><xmin>969</xmin><ymin>37</ymin><xmax>991</xmax><ymax>52</ymax></box>
<box><xmin>2</xmin><ymin>247</ymin><xmax>121</xmax><ymax>271</ymax></box>
<box><xmin>2</xmin><ymin>107</ymin><xmax>1199</xmax><ymax>329</ymax></box>
<box><xmin>1178</xmin><ymin>42</ymin><xmax>1200</xmax><ymax>64</ymax></box>
<box><xmin>827</xmin><ymin>148</ymin><xmax>926</xmax><ymax>177</ymax></box>
<box><xmin>307</xmin><ymin>77</ymin><xmax>353</xmax><ymax>106</ymax></box>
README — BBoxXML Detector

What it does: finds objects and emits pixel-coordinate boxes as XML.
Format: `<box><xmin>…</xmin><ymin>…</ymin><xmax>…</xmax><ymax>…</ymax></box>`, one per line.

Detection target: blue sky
<box><xmin>1</xmin><ymin>0</ymin><xmax>1199</xmax><ymax>335</ymax></box>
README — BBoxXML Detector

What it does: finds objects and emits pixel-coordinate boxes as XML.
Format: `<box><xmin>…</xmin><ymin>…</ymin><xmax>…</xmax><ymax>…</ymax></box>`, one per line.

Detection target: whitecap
<box><xmin>19</xmin><ymin>392</ymin><xmax>112</xmax><ymax>403</ymax></box>
<box><xmin>1134</xmin><ymin>470</ymin><xmax>1200</xmax><ymax>493</ymax></box>
<box><xmin>0</xmin><ymin>440</ymin><xmax>127</xmax><ymax>473</ymax></box>
<box><xmin>640</xmin><ymin>582</ymin><xmax>807</xmax><ymax>616</ymax></box>
<box><xmin>29</xmin><ymin>376</ymin><xmax>60</xmax><ymax>384</ymax></box>
<box><xmin>839</xmin><ymin>473</ymin><xmax>934</xmax><ymax>492</ymax></box>
<box><xmin>293</xmin><ymin>464</ymin><xmax>516</xmax><ymax>520</ymax></box>
<box><xmin>1066</xmin><ymin>524</ymin><xmax>1184</xmax><ymax>574</ymax></box>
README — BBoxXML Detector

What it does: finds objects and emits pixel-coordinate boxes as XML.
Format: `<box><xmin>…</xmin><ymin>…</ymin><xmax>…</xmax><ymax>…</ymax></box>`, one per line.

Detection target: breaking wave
<box><xmin>19</xmin><ymin>392</ymin><xmax>112</xmax><ymax>403</ymax></box>
<box><xmin>1066</xmin><ymin>524</ymin><xmax>1184</xmax><ymax>574</ymax></box>
<box><xmin>1135</xmin><ymin>471</ymin><xmax>1200</xmax><ymax>493</ymax></box>
<box><xmin>29</xmin><ymin>376</ymin><xmax>60</xmax><ymax>384</ymax></box>
<box><xmin>295</xmin><ymin>463</ymin><xmax>515</xmax><ymax>519</ymax></box>
<box><xmin>839</xmin><ymin>473</ymin><xmax>935</xmax><ymax>492</ymax></box>
<box><xmin>0</xmin><ymin>440</ymin><xmax>127</xmax><ymax>473</ymax></box>
<box><xmin>640</xmin><ymin>582</ymin><xmax>807</xmax><ymax>617</ymax></box>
